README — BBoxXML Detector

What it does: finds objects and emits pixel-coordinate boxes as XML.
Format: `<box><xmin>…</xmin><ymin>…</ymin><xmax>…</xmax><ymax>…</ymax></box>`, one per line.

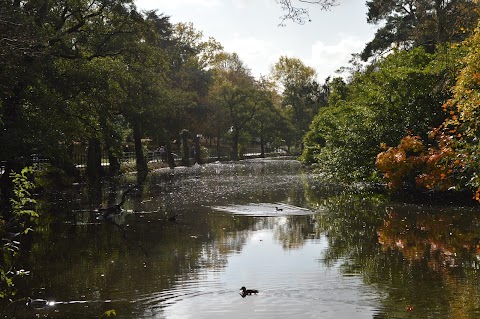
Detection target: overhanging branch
<box><xmin>277</xmin><ymin>0</ymin><xmax>338</xmax><ymax>26</ymax></box>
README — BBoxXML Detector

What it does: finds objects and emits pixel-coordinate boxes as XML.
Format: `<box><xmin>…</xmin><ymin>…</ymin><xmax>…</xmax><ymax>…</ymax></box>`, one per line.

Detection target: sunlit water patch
<box><xmin>212</xmin><ymin>203</ymin><xmax>314</xmax><ymax>216</ymax></box>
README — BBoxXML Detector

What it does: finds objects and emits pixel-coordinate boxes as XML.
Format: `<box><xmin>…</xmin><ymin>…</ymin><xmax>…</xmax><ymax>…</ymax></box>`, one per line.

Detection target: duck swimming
<box><xmin>240</xmin><ymin>286</ymin><xmax>258</xmax><ymax>297</ymax></box>
<box><xmin>26</xmin><ymin>298</ymin><xmax>55</xmax><ymax>309</ymax></box>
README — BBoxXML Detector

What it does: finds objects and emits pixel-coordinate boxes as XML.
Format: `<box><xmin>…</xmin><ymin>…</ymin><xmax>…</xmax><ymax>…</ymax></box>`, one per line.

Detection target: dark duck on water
<box><xmin>240</xmin><ymin>286</ymin><xmax>258</xmax><ymax>298</ymax></box>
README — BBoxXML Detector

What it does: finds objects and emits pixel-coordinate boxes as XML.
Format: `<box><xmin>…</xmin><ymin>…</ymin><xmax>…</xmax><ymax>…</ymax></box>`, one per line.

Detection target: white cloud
<box><xmin>134</xmin><ymin>0</ymin><xmax>375</xmax><ymax>82</ymax></box>
<box><xmin>135</xmin><ymin>0</ymin><xmax>221</xmax><ymax>11</ymax></box>
<box><xmin>307</xmin><ymin>34</ymin><xmax>366</xmax><ymax>81</ymax></box>
<box><xmin>231</xmin><ymin>0</ymin><xmax>251</xmax><ymax>8</ymax></box>
<box><xmin>223</xmin><ymin>35</ymin><xmax>275</xmax><ymax>77</ymax></box>
<box><xmin>224</xmin><ymin>34</ymin><xmax>369</xmax><ymax>81</ymax></box>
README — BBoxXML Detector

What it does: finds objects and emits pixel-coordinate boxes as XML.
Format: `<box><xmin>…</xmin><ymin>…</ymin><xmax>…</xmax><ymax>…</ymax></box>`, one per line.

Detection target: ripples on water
<box><xmin>136</xmin><ymin>233</ymin><xmax>378</xmax><ymax>319</ymax></box>
<box><xmin>7</xmin><ymin>159</ymin><xmax>480</xmax><ymax>318</ymax></box>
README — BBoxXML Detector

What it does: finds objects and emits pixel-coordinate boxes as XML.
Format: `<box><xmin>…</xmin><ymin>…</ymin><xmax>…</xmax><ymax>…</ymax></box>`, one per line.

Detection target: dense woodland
<box><xmin>3</xmin><ymin>0</ymin><xmax>480</xmax><ymax>303</ymax></box>
<box><xmin>302</xmin><ymin>0</ymin><xmax>480</xmax><ymax>200</ymax></box>
<box><xmin>0</xmin><ymin>0</ymin><xmax>327</xmax><ymax>185</ymax></box>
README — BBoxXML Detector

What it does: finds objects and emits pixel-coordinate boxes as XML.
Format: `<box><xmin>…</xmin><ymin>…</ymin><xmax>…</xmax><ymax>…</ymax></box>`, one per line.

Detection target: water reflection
<box><xmin>314</xmin><ymin>194</ymin><xmax>480</xmax><ymax>318</ymax></box>
<box><xmin>376</xmin><ymin>205</ymin><xmax>480</xmax><ymax>318</ymax></box>
<box><xmin>4</xmin><ymin>159</ymin><xmax>480</xmax><ymax>318</ymax></box>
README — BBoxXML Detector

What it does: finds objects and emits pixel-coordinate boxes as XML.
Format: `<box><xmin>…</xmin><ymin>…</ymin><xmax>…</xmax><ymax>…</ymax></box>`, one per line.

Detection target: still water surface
<box><xmin>9</xmin><ymin>159</ymin><xmax>480</xmax><ymax>318</ymax></box>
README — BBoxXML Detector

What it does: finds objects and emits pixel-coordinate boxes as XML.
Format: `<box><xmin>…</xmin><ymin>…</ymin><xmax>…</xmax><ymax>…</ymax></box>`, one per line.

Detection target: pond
<box><xmin>6</xmin><ymin>159</ymin><xmax>480</xmax><ymax>318</ymax></box>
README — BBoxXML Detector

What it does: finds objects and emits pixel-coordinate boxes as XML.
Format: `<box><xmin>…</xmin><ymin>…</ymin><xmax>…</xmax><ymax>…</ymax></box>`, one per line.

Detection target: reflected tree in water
<box><xmin>310</xmin><ymin>192</ymin><xmax>480</xmax><ymax>318</ymax></box>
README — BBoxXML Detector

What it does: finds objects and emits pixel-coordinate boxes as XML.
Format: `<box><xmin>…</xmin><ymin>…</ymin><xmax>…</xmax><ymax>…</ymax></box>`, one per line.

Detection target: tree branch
<box><xmin>277</xmin><ymin>0</ymin><xmax>338</xmax><ymax>26</ymax></box>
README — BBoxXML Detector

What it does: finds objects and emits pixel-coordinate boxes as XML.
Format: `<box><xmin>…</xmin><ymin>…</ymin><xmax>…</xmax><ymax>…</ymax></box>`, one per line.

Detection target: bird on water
<box><xmin>26</xmin><ymin>297</ymin><xmax>55</xmax><ymax>309</ymax></box>
<box><xmin>240</xmin><ymin>286</ymin><xmax>258</xmax><ymax>297</ymax></box>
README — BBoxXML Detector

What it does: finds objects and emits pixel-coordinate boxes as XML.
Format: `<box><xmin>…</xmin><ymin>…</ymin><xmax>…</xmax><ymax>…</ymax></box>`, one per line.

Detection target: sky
<box><xmin>134</xmin><ymin>0</ymin><xmax>378</xmax><ymax>82</ymax></box>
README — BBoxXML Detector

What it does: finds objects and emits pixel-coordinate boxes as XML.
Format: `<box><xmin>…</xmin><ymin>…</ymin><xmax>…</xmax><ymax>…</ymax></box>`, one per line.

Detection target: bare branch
<box><xmin>276</xmin><ymin>0</ymin><xmax>338</xmax><ymax>26</ymax></box>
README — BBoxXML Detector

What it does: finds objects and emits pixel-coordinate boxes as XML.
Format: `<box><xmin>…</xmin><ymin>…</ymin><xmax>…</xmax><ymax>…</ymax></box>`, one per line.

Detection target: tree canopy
<box><xmin>301</xmin><ymin>1</ymin><xmax>480</xmax><ymax>202</ymax></box>
<box><xmin>362</xmin><ymin>0</ymin><xmax>479</xmax><ymax>60</ymax></box>
<box><xmin>2</xmin><ymin>0</ymin><xmax>480</xmax><ymax>203</ymax></box>
<box><xmin>376</xmin><ymin>22</ymin><xmax>480</xmax><ymax>200</ymax></box>
<box><xmin>270</xmin><ymin>56</ymin><xmax>324</xmax><ymax>150</ymax></box>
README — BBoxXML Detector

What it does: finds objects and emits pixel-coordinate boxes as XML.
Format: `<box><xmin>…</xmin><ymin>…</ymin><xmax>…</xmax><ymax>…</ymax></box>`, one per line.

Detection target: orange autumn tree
<box><xmin>377</xmin><ymin>22</ymin><xmax>480</xmax><ymax>198</ymax></box>
<box><xmin>376</xmin><ymin>133</ymin><xmax>464</xmax><ymax>192</ymax></box>
<box><xmin>376</xmin><ymin>135</ymin><xmax>426</xmax><ymax>190</ymax></box>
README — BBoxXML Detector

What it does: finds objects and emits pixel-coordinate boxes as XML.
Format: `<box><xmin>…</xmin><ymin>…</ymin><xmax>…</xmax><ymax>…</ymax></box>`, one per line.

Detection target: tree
<box><xmin>165</xmin><ymin>22</ymin><xmax>221</xmax><ymax>164</ymax></box>
<box><xmin>301</xmin><ymin>76</ymin><xmax>346</xmax><ymax>164</ymax></box>
<box><xmin>376</xmin><ymin>22</ymin><xmax>480</xmax><ymax>200</ymax></box>
<box><xmin>246</xmin><ymin>78</ymin><xmax>284</xmax><ymax>157</ymax></box>
<box><xmin>0</xmin><ymin>0</ymin><xmax>146</xmax><ymax>192</ymax></box>
<box><xmin>270</xmin><ymin>56</ymin><xmax>323</xmax><ymax>151</ymax></box>
<box><xmin>362</xmin><ymin>0</ymin><xmax>479</xmax><ymax>60</ymax></box>
<box><xmin>117</xmin><ymin>12</ymin><xmax>172</xmax><ymax>174</ymax></box>
<box><xmin>209</xmin><ymin>53</ymin><xmax>259</xmax><ymax>160</ymax></box>
<box><xmin>302</xmin><ymin>47</ymin><xmax>453</xmax><ymax>181</ymax></box>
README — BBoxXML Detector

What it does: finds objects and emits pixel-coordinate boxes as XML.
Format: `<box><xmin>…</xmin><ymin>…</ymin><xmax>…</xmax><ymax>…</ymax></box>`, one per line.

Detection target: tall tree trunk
<box><xmin>86</xmin><ymin>138</ymin><xmax>102</xmax><ymax>183</ymax></box>
<box><xmin>100</xmin><ymin>116</ymin><xmax>120</xmax><ymax>175</ymax></box>
<box><xmin>133</xmin><ymin>122</ymin><xmax>148</xmax><ymax>174</ymax></box>
<box><xmin>260</xmin><ymin>135</ymin><xmax>265</xmax><ymax>158</ymax></box>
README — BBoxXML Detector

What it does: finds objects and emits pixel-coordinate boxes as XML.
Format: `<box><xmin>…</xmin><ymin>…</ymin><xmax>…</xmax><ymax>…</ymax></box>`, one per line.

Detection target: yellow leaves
<box><xmin>394</xmin><ymin>150</ymin><xmax>406</xmax><ymax>162</ymax></box>
<box><xmin>473</xmin><ymin>73</ymin><xmax>480</xmax><ymax>85</ymax></box>
<box><xmin>475</xmin><ymin>188</ymin><xmax>480</xmax><ymax>202</ymax></box>
<box><xmin>399</xmin><ymin>135</ymin><xmax>425</xmax><ymax>154</ymax></box>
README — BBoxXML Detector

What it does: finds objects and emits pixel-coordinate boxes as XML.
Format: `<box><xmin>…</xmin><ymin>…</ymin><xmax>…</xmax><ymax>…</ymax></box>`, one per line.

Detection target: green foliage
<box><xmin>0</xmin><ymin>1</ymin><xmax>224</xmax><ymax>180</ymax></box>
<box><xmin>1</xmin><ymin>167</ymin><xmax>37</xmax><ymax>300</ymax></box>
<box><xmin>100</xmin><ymin>309</ymin><xmax>117</xmax><ymax>318</ymax></box>
<box><xmin>34</xmin><ymin>165</ymin><xmax>74</xmax><ymax>191</ymax></box>
<box><xmin>0</xmin><ymin>0</ymin><xmax>144</xmax><ymax>162</ymax></box>
<box><xmin>208</xmin><ymin>53</ymin><xmax>262</xmax><ymax>160</ymax></box>
<box><xmin>362</xmin><ymin>0</ymin><xmax>479</xmax><ymax>60</ymax></box>
<box><xmin>9</xmin><ymin>167</ymin><xmax>38</xmax><ymax>220</ymax></box>
<box><xmin>372</xmin><ymin>23</ymin><xmax>480</xmax><ymax>200</ymax></box>
<box><xmin>376</xmin><ymin>23</ymin><xmax>480</xmax><ymax>200</ymax></box>
<box><xmin>270</xmin><ymin>56</ymin><xmax>323</xmax><ymax>149</ymax></box>
<box><xmin>302</xmin><ymin>47</ymin><xmax>455</xmax><ymax>182</ymax></box>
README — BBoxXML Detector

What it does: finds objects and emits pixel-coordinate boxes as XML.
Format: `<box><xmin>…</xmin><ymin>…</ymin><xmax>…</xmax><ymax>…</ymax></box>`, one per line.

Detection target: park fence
<box><xmin>0</xmin><ymin>146</ymin><xmax>289</xmax><ymax>175</ymax></box>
